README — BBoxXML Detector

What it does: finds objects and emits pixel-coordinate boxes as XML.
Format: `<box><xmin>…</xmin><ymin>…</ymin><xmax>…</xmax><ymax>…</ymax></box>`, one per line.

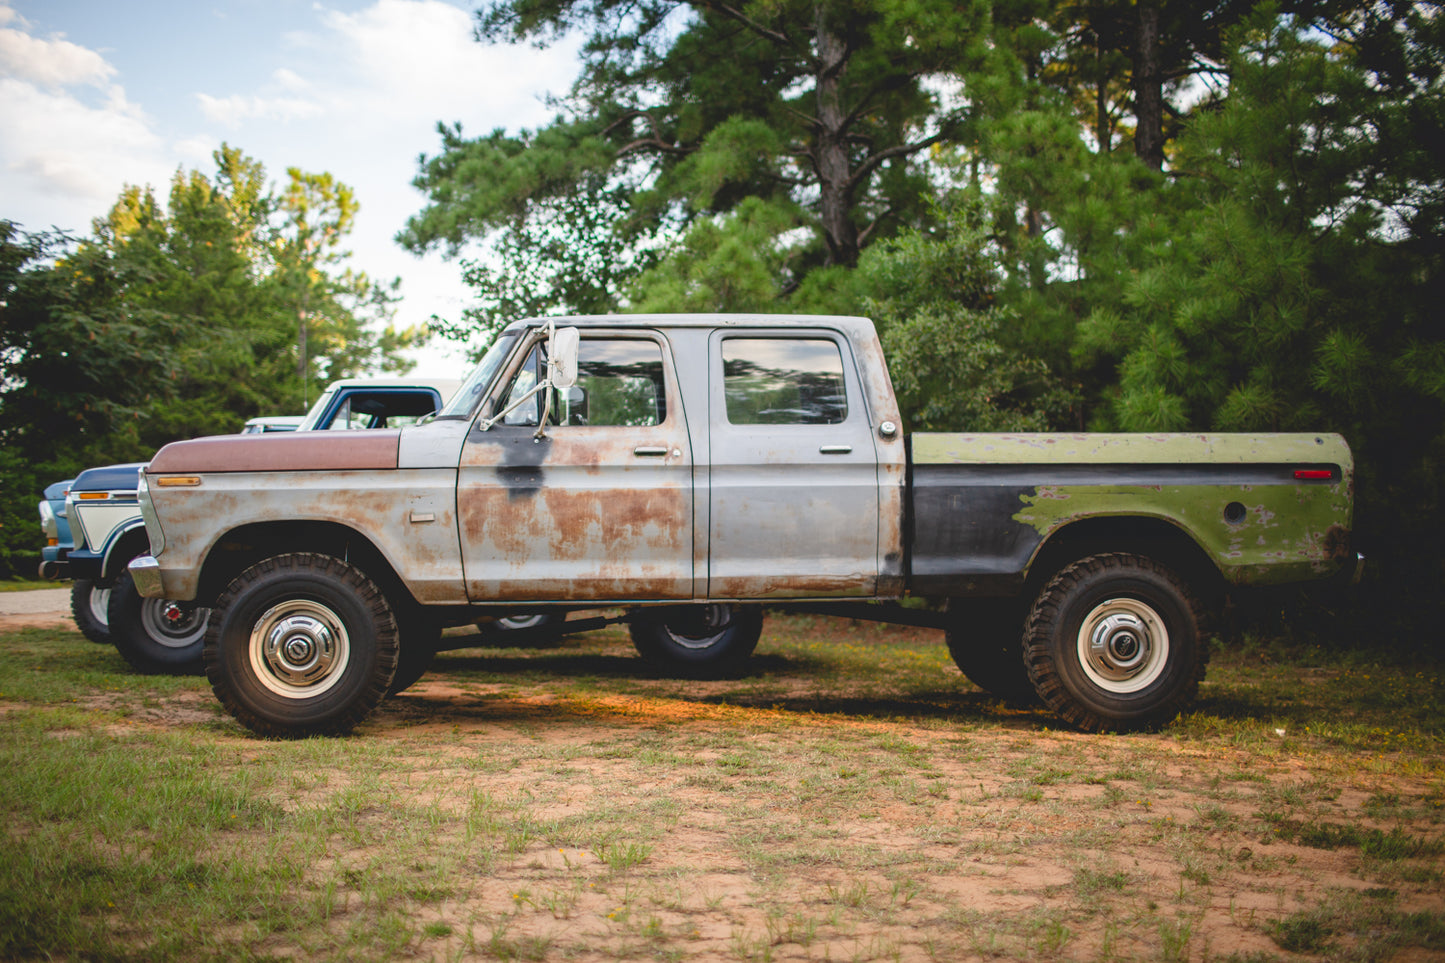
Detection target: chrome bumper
<box><xmin>127</xmin><ymin>555</ymin><xmax>165</xmax><ymax>598</ymax></box>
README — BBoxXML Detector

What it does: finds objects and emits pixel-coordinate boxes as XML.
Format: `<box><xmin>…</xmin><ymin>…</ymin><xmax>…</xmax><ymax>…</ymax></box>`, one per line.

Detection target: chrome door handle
<box><xmin>634</xmin><ymin>446</ymin><xmax>668</xmax><ymax>457</ymax></box>
<box><xmin>819</xmin><ymin>445</ymin><xmax>853</xmax><ymax>454</ymax></box>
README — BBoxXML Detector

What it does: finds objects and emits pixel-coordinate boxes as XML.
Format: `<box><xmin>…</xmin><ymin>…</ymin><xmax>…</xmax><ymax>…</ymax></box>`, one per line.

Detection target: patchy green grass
<box><xmin>0</xmin><ymin>578</ymin><xmax>64</xmax><ymax>592</ymax></box>
<box><xmin>0</xmin><ymin>617</ymin><xmax>1441</xmax><ymax>962</ymax></box>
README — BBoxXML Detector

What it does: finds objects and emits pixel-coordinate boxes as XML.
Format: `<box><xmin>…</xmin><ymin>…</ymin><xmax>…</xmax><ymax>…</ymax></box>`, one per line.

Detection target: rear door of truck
<box><xmin>705</xmin><ymin>328</ymin><xmax>884</xmax><ymax>598</ymax></box>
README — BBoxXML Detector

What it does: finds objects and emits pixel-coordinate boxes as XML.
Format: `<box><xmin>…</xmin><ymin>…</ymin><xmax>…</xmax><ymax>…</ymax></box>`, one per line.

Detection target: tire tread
<box><xmin>1023</xmin><ymin>553</ymin><xmax>1209</xmax><ymax>732</ymax></box>
<box><xmin>205</xmin><ymin>553</ymin><xmax>398</xmax><ymax>737</ymax></box>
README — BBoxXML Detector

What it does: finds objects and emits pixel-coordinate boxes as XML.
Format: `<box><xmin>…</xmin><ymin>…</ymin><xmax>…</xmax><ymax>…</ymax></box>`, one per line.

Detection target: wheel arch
<box><xmin>1023</xmin><ymin>516</ymin><xmax>1225</xmax><ymax>605</ymax></box>
<box><xmin>100</xmin><ymin>521</ymin><xmax>151</xmax><ymax>580</ymax></box>
<box><xmin>196</xmin><ymin>520</ymin><xmax>414</xmax><ymax>613</ymax></box>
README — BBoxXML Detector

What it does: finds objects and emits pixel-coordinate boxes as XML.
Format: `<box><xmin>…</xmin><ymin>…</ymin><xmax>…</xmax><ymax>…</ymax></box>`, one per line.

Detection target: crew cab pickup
<box><xmin>129</xmin><ymin>315</ymin><xmax>1359</xmax><ymax>736</ymax></box>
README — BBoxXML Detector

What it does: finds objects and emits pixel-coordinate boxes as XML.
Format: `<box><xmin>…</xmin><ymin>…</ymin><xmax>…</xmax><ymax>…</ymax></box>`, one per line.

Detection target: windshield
<box><xmin>435</xmin><ymin>332</ymin><xmax>520</xmax><ymax>420</ymax></box>
<box><xmin>297</xmin><ymin>388</ymin><xmax>338</xmax><ymax>431</ymax></box>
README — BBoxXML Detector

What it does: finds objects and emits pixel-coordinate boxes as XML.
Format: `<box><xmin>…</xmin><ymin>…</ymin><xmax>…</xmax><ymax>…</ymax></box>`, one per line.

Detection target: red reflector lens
<box><xmin>1294</xmin><ymin>469</ymin><xmax>1333</xmax><ymax>480</ymax></box>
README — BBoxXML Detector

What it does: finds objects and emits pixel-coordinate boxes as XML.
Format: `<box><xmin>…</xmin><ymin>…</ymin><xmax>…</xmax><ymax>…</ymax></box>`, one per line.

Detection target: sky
<box><xmin>0</xmin><ymin>0</ymin><xmax>582</xmax><ymax>377</ymax></box>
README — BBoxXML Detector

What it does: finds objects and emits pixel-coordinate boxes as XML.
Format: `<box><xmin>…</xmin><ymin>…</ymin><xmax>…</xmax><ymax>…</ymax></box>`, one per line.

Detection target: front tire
<box><xmin>205</xmin><ymin>554</ymin><xmax>399</xmax><ymax>737</ymax></box>
<box><xmin>107</xmin><ymin>572</ymin><xmax>209</xmax><ymax>674</ymax></box>
<box><xmin>71</xmin><ymin>580</ymin><xmax>112</xmax><ymax>645</ymax></box>
<box><xmin>1024</xmin><ymin>553</ymin><xmax>1208</xmax><ymax>732</ymax></box>
<box><xmin>629</xmin><ymin>604</ymin><xmax>763</xmax><ymax>678</ymax></box>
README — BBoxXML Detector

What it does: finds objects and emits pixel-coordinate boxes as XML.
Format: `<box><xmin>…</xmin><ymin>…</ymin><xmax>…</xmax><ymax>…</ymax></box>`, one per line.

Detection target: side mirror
<box><xmin>549</xmin><ymin>326</ymin><xmax>580</xmax><ymax>389</ymax></box>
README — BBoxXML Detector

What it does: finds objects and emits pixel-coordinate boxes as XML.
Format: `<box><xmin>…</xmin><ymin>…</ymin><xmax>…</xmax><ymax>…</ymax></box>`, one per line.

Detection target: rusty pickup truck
<box><xmin>128</xmin><ymin>315</ymin><xmax>1359</xmax><ymax>736</ymax></box>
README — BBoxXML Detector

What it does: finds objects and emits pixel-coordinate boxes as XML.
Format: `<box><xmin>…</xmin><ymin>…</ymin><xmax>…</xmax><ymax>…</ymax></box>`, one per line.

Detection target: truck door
<box><xmin>457</xmin><ymin>329</ymin><xmax>694</xmax><ymax>601</ymax></box>
<box><xmin>706</xmin><ymin>329</ymin><xmax>881</xmax><ymax>598</ymax></box>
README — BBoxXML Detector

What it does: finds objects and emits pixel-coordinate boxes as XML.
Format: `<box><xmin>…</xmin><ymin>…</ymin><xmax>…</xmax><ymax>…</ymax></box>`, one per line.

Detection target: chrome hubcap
<box><xmin>250</xmin><ymin>601</ymin><xmax>350</xmax><ymax>698</ymax></box>
<box><xmin>140</xmin><ymin>598</ymin><xmax>208</xmax><ymax>648</ymax></box>
<box><xmin>1077</xmin><ymin>598</ymin><xmax>1168</xmax><ymax>694</ymax></box>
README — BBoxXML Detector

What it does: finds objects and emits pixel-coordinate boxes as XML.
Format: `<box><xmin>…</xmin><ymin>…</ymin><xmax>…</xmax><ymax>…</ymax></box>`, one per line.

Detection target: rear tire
<box><xmin>107</xmin><ymin>573</ymin><xmax>209</xmax><ymax>675</ymax></box>
<box><xmin>1024</xmin><ymin>553</ymin><xmax>1207</xmax><ymax>732</ymax></box>
<box><xmin>630</xmin><ymin>604</ymin><xmax>763</xmax><ymax>678</ymax></box>
<box><xmin>389</xmin><ymin>612</ymin><xmax>441</xmax><ymax>696</ymax></box>
<box><xmin>71</xmin><ymin>580</ymin><xmax>112</xmax><ymax>645</ymax></box>
<box><xmin>205</xmin><ymin>554</ymin><xmax>398</xmax><ymax>737</ymax></box>
<box><xmin>944</xmin><ymin>598</ymin><xmax>1037</xmax><ymax>704</ymax></box>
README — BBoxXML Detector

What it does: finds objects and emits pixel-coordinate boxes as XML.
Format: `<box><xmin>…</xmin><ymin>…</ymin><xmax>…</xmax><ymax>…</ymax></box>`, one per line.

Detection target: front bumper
<box><xmin>37</xmin><ymin>556</ymin><xmax>69</xmax><ymax>580</ymax></box>
<box><xmin>127</xmin><ymin>555</ymin><xmax>165</xmax><ymax>599</ymax></box>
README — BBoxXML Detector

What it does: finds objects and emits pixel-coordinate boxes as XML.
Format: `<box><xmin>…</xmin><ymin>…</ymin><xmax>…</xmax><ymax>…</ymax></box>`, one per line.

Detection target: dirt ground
<box><xmin>8</xmin><ymin>597</ymin><xmax>1443</xmax><ymax>961</ymax></box>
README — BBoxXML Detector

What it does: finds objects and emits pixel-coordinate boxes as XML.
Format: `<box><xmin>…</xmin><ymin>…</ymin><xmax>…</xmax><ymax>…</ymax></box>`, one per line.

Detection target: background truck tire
<box><xmin>944</xmin><ymin>598</ymin><xmax>1037</xmax><ymax>705</ymax></box>
<box><xmin>204</xmin><ymin>553</ymin><xmax>399</xmax><ymax>737</ymax></box>
<box><xmin>630</xmin><ymin>604</ymin><xmax>763</xmax><ymax>678</ymax></box>
<box><xmin>70</xmin><ymin>579</ymin><xmax>113</xmax><ymax>645</ymax></box>
<box><xmin>1024</xmin><ymin>552</ymin><xmax>1208</xmax><ymax>732</ymax></box>
<box><xmin>107</xmin><ymin>572</ymin><xmax>209</xmax><ymax>674</ymax></box>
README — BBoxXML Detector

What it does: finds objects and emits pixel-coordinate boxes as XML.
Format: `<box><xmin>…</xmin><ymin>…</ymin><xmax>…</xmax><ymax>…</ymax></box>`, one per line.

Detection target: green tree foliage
<box><xmin>858</xmin><ymin>194</ymin><xmax>1077</xmax><ymax>432</ymax></box>
<box><xmin>0</xmin><ymin>147</ymin><xmax>423</xmax><ymax>576</ymax></box>
<box><xmin>401</xmin><ymin>0</ymin><xmax>991</xmax><ymax>332</ymax></box>
<box><xmin>1070</xmin><ymin>6</ymin><xmax>1445</xmax><ymax>633</ymax></box>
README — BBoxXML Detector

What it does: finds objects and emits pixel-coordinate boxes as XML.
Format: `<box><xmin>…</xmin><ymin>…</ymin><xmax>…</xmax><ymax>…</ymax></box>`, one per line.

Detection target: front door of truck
<box><xmin>706</xmin><ymin>329</ymin><xmax>881</xmax><ymax>598</ymax></box>
<box><xmin>457</xmin><ymin>329</ymin><xmax>694</xmax><ymax>601</ymax></box>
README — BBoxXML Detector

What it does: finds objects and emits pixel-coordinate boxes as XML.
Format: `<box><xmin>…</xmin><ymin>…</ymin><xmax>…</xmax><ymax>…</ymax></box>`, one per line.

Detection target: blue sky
<box><xmin>0</xmin><ymin>0</ymin><xmax>582</xmax><ymax>374</ymax></box>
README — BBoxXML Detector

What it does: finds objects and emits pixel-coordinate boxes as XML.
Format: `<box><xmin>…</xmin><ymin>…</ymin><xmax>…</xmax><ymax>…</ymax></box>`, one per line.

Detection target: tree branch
<box><xmin>845</xmin><ymin>133</ymin><xmax>947</xmax><ymax>195</ymax></box>
<box><xmin>689</xmin><ymin>1</ymin><xmax>794</xmax><ymax>50</ymax></box>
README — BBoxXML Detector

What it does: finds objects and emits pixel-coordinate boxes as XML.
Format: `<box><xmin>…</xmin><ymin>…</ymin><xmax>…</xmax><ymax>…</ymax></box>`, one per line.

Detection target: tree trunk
<box><xmin>813</xmin><ymin>5</ymin><xmax>859</xmax><ymax>267</ymax></box>
<box><xmin>1132</xmin><ymin>0</ymin><xmax>1165</xmax><ymax>170</ymax></box>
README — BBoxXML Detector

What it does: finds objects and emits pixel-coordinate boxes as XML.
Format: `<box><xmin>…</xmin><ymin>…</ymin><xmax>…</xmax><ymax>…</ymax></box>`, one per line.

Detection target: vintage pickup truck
<box><xmin>129</xmin><ymin>315</ymin><xmax>1359</xmax><ymax>736</ymax></box>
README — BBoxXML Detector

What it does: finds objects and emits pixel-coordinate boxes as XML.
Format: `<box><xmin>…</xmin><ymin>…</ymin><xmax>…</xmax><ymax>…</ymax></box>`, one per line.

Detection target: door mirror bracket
<box><xmin>478</xmin><ymin>322</ymin><xmax>582</xmax><ymax>438</ymax></box>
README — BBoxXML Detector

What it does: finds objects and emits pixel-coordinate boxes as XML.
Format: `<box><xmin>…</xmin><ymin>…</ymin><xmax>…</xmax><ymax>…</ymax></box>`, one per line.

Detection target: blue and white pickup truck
<box><xmin>130</xmin><ymin>315</ymin><xmax>1361</xmax><ymax>735</ymax></box>
<box><xmin>39</xmin><ymin>377</ymin><xmax>457</xmax><ymax>673</ymax></box>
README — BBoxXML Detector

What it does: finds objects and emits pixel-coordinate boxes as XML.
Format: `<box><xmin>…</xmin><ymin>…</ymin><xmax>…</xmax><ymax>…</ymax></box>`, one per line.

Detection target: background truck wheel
<box><xmin>1024</xmin><ymin>553</ymin><xmax>1208</xmax><ymax>732</ymax></box>
<box><xmin>496</xmin><ymin>612</ymin><xmax>558</xmax><ymax>632</ymax></box>
<box><xmin>204</xmin><ymin>553</ymin><xmax>399</xmax><ymax>737</ymax></box>
<box><xmin>629</xmin><ymin>604</ymin><xmax>763</xmax><ymax>678</ymax></box>
<box><xmin>107</xmin><ymin>572</ymin><xmax>209</xmax><ymax>674</ymax></box>
<box><xmin>944</xmin><ymin>598</ymin><xmax>1037</xmax><ymax>704</ymax></box>
<box><xmin>70</xmin><ymin>579</ymin><xmax>113</xmax><ymax>645</ymax></box>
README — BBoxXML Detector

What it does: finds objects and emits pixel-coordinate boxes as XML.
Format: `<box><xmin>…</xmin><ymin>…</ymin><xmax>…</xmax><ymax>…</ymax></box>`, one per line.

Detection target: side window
<box><xmin>499</xmin><ymin>338</ymin><xmax>667</xmax><ymax>427</ymax></box>
<box><xmin>722</xmin><ymin>338</ymin><xmax>848</xmax><ymax>425</ymax></box>
<box><xmin>566</xmin><ymin>340</ymin><xmax>666</xmax><ymax>427</ymax></box>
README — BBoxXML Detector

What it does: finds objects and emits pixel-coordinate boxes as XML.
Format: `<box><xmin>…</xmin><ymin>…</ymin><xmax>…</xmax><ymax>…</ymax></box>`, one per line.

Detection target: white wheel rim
<box><xmin>249</xmin><ymin>599</ymin><xmax>351</xmax><ymax>699</ymax></box>
<box><xmin>498</xmin><ymin>613</ymin><xmax>547</xmax><ymax>630</ymax></box>
<box><xmin>89</xmin><ymin>586</ymin><xmax>111</xmax><ymax>628</ymax></box>
<box><xmin>1076</xmin><ymin>597</ymin><xmax>1169</xmax><ymax>694</ymax></box>
<box><xmin>666</xmin><ymin>605</ymin><xmax>733</xmax><ymax>650</ymax></box>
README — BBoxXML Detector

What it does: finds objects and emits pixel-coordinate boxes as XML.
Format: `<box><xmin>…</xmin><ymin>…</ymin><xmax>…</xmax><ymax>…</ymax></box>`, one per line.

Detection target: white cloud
<box><xmin>0</xmin><ymin>3</ymin><xmax>171</xmax><ymax>226</ymax></box>
<box><xmin>0</xmin><ymin>76</ymin><xmax>164</xmax><ymax>213</ymax></box>
<box><xmin>197</xmin><ymin>90</ymin><xmax>325</xmax><ymax>126</ymax></box>
<box><xmin>314</xmin><ymin>0</ymin><xmax>570</xmax><ymax>129</ymax></box>
<box><xmin>0</xmin><ymin>11</ymin><xmax>113</xmax><ymax>90</ymax></box>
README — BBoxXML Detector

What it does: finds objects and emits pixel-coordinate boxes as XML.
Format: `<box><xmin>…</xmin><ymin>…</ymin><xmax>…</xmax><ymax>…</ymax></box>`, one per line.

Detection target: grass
<box><xmin>0</xmin><ymin>577</ymin><xmax>64</xmax><ymax>592</ymax></box>
<box><xmin>0</xmin><ymin>617</ymin><xmax>1442</xmax><ymax>961</ymax></box>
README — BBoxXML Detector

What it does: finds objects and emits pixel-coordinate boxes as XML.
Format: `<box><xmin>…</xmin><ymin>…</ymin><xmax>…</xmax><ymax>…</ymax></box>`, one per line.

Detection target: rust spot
<box><xmin>1322</xmin><ymin>524</ymin><xmax>1352</xmax><ymax>561</ymax></box>
<box><xmin>458</xmin><ymin>423</ymin><xmax>693</xmax><ymax>601</ymax></box>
